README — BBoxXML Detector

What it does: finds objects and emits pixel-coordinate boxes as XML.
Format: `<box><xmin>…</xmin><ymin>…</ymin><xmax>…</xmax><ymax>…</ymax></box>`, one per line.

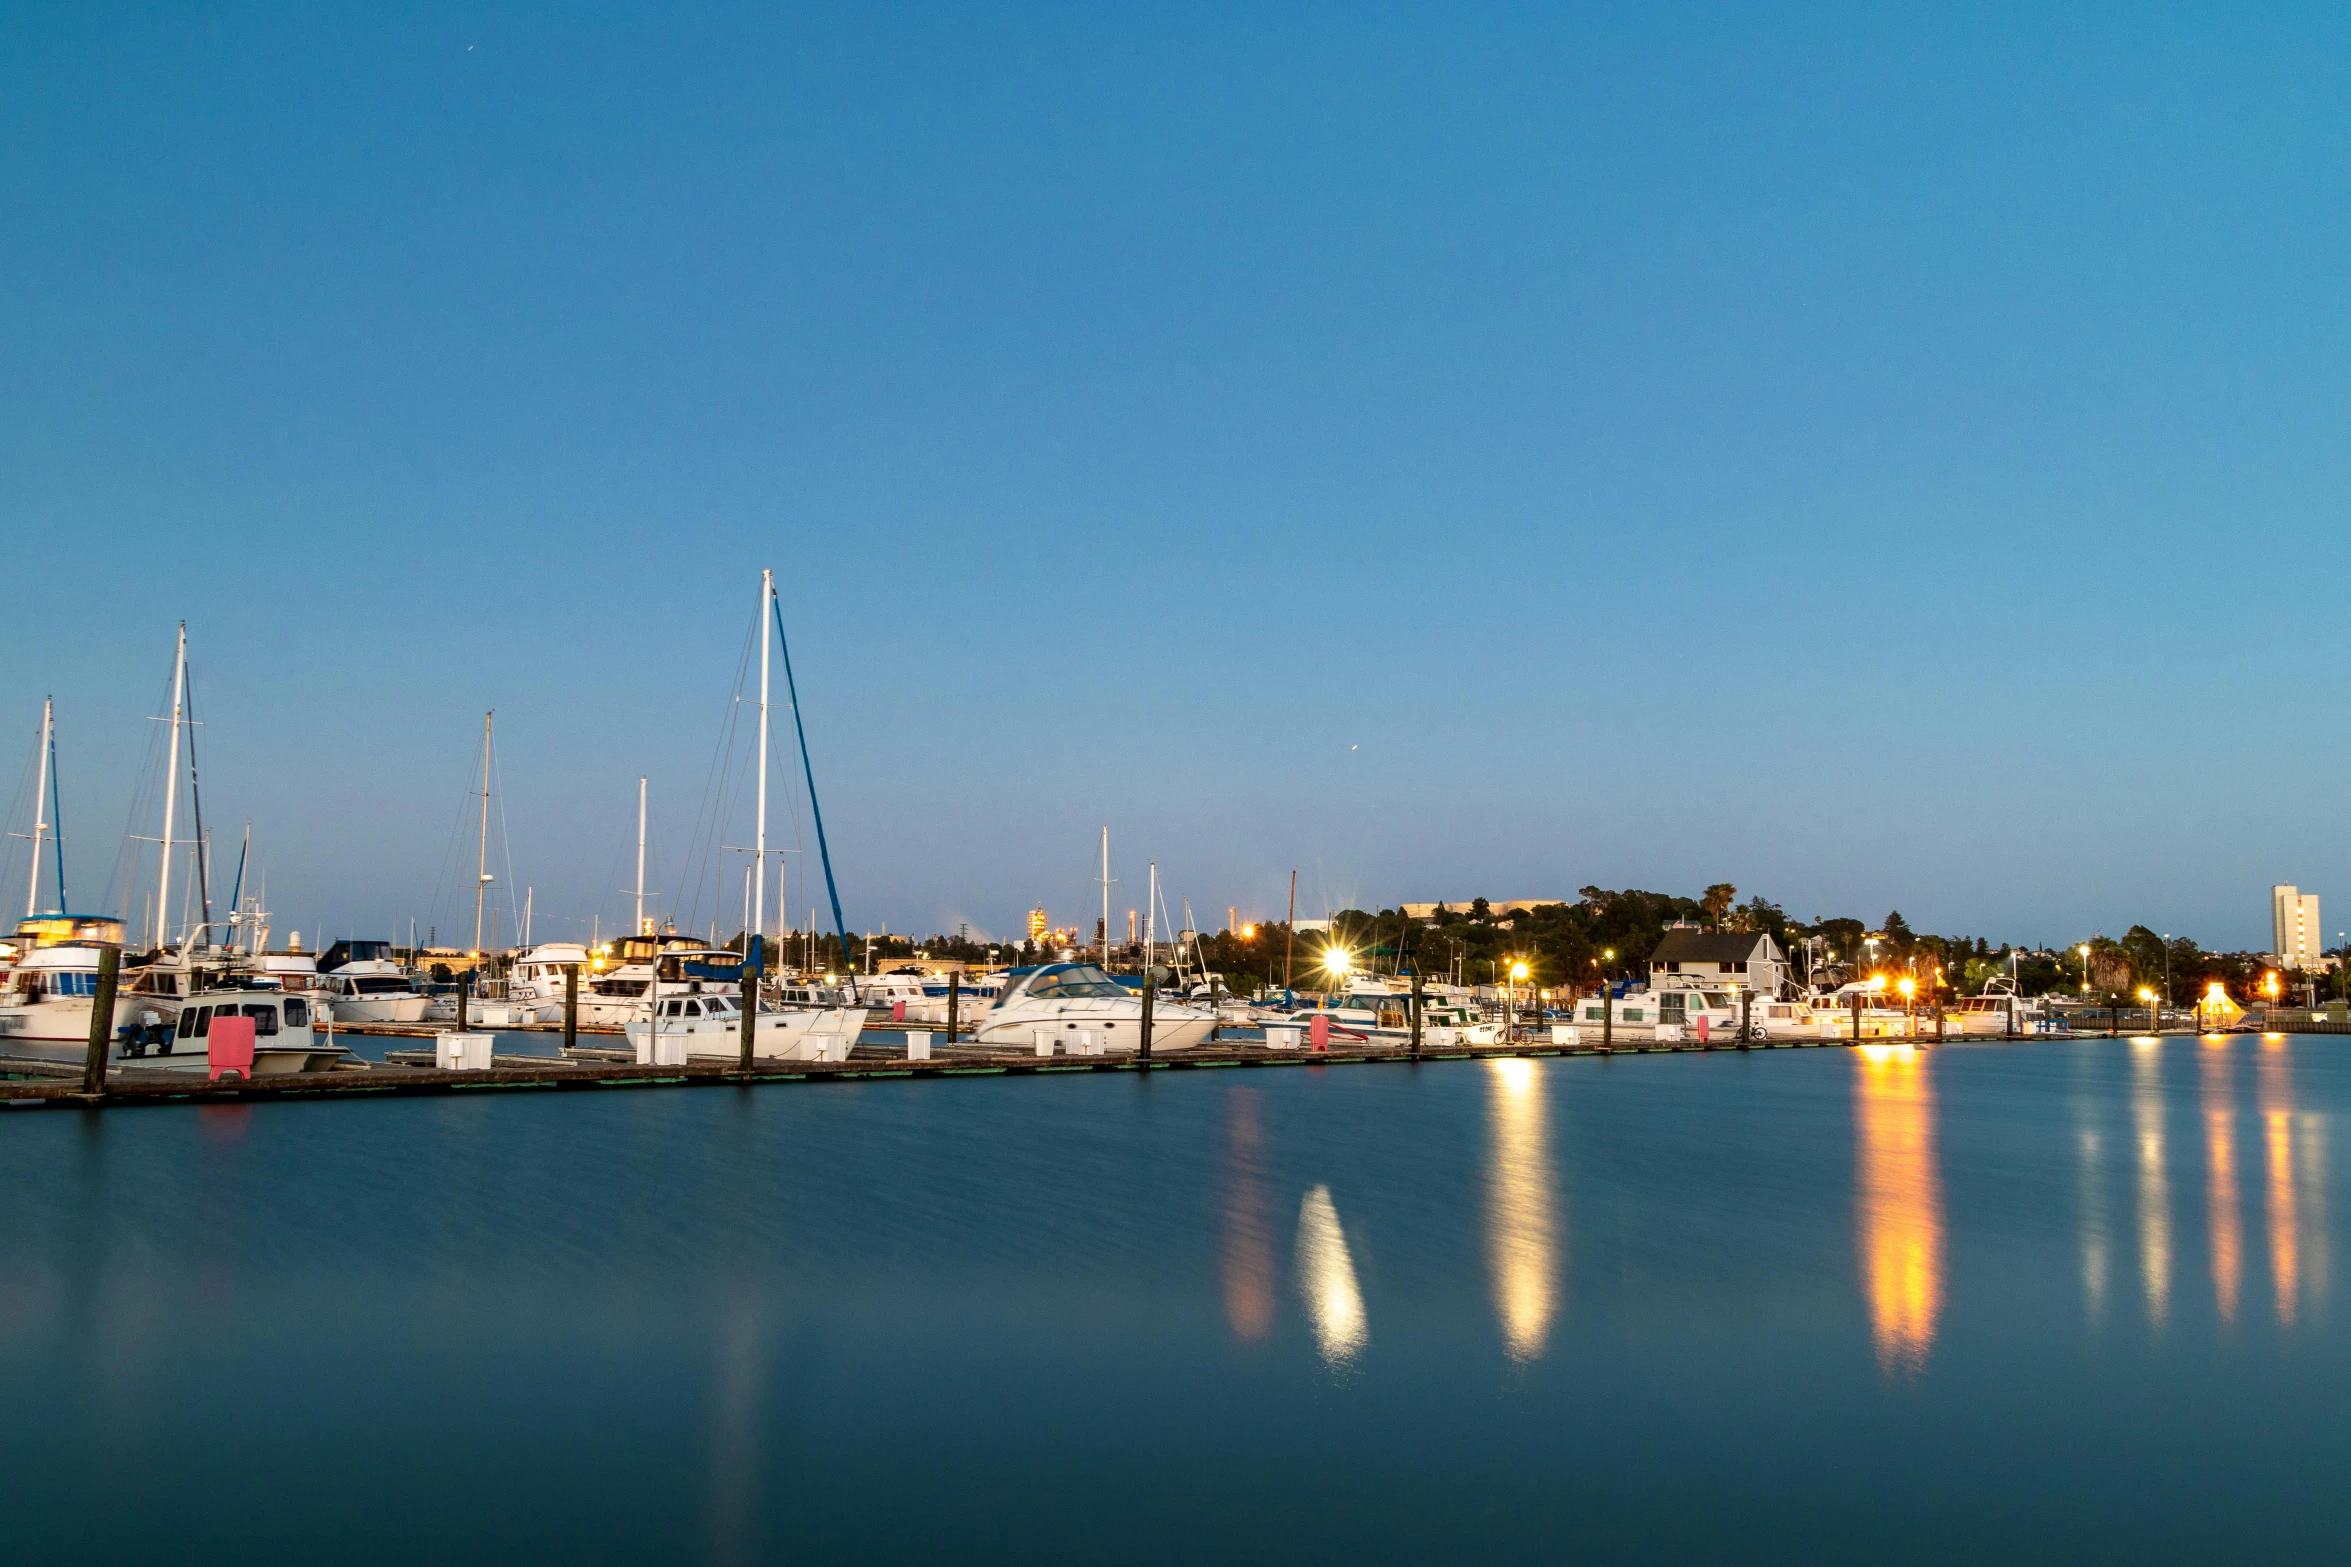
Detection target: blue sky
<box><xmin>3</xmin><ymin>3</ymin><xmax>2346</xmax><ymax>952</ymax></box>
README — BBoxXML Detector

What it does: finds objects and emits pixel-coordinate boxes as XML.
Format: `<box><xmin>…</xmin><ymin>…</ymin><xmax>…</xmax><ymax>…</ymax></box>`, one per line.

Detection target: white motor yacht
<box><xmin>505</xmin><ymin>942</ymin><xmax>592</xmax><ymax>1022</ymax></box>
<box><xmin>974</xmin><ymin>963</ymin><xmax>1215</xmax><ymax>1054</ymax></box>
<box><xmin>621</xmin><ymin>990</ymin><xmax>864</xmax><ymax>1064</ymax></box>
<box><xmin>317</xmin><ymin>940</ymin><xmax>432</xmax><ymax>1023</ymax></box>
<box><xmin>1947</xmin><ymin>978</ymin><xmax>2045</xmax><ymax>1036</ymax></box>
<box><xmin>575</xmin><ymin>933</ymin><xmax>753</xmax><ymax>1026</ymax></box>
<box><xmin>1569</xmin><ymin>984</ymin><xmax>1746</xmax><ymax>1040</ymax></box>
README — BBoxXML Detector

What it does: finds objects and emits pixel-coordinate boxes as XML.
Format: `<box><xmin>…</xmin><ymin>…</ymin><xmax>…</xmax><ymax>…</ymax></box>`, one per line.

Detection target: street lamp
<box><xmin>2078</xmin><ymin>944</ymin><xmax>2091</xmax><ymax>996</ymax></box>
<box><xmin>1897</xmin><ymin>975</ymin><xmax>1916</xmax><ymax>1036</ymax></box>
<box><xmin>2137</xmin><ymin>985</ymin><xmax>2158</xmax><ymax>1034</ymax></box>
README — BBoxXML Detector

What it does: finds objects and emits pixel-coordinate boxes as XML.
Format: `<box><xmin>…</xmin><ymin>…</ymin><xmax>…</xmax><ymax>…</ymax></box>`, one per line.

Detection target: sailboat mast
<box><xmin>755</xmin><ymin>568</ymin><xmax>771</xmax><ymax>949</ymax></box>
<box><xmin>634</xmin><ymin>777</ymin><xmax>648</xmax><ymax>934</ymax></box>
<box><xmin>156</xmin><ymin>623</ymin><xmax>187</xmax><ymax>950</ymax></box>
<box><xmin>25</xmin><ymin>698</ymin><xmax>52</xmax><ymax>917</ymax></box>
<box><xmin>1145</xmin><ymin>862</ymin><xmax>1157</xmax><ymax>972</ymax></box>
<box><xmin>1099</xmin><ymin>826</ymin><xmax>1110</xmax><ymax>966</ymax></box>
<box><xmin>473</xmin><ymin>710</ymin><xmax>492</xmax><ymax>952</ymax></box>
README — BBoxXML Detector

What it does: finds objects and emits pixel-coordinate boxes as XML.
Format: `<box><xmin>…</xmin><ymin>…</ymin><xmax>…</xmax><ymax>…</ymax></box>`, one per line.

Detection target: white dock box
<box><xmin>905</xmin><ymin>1031</ymin><xmax>931</xmax><ymax>1061</ymax></box>
<box><xmin>436</xmin><ymin>1033</ymin><xmax>493</xmax><ymax>1071</ymax></box>
<box><xmin>1265</xmin><ymin>1026</ymin><xmax>1301</xmax><ymax>1049</ymax></box>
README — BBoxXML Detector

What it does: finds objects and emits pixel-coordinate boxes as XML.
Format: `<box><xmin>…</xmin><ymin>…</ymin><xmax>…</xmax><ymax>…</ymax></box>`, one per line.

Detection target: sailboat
<box><xmin>618</xmin><ymin>569</ymin><xmax>863</xmax><ymax>1064</ymax></box>
<box><xmin>0</xmin><ymin>630</ymin><xmax>346</xmax><ymax>1073</ymax></box>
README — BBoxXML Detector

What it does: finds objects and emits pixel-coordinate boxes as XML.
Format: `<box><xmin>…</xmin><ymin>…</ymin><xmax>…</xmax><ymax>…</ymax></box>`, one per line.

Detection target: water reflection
<box><xmin>1221</xmin><ymin>1089</ymin><xmax>1276</xmax><ymax>1341</ymax></box>
<box><xmin>705</xmin><ymin>1292</ymin><xmax>767</xmax><ymax>1566</ymax></box>
<box><xmin>2299</xmin><ymin>1108</ymin><xmax>2330</xmax><ymax>1315</ymax></box>
<box><xmin>2258</xmin><ymin>1041</ymin><xmax>2299</xmax><ymax>1327</ymax></box>
<box><xmin>2132</xmin><ymin>1041</ymin><xmax>2171</xmax><ymax>1328</ymax></box>
<box><xmin>2079</xmin><ymin>1127</ymin><xmax>2108</xmax><ymax>1323</ymax></box>
<box><xmin>1296</xmin><ymin>1185</ymin><xmax>1366</xmax><ymax>1368</ymax></box>
<box><xmin>2201</xmin><ymin>1041</ymin><xmax>2241</xmax><ymax>1326</ymax></box>
<box><xmin>1853</xmin><ymin>1044</ymin><xmax>1944</xmax><ymax>1377</ymax></box>
<box><xmin>1482</xmin><ymin>1059</ymin><xmax>1561</xmax><ymax>1363</ymax></box>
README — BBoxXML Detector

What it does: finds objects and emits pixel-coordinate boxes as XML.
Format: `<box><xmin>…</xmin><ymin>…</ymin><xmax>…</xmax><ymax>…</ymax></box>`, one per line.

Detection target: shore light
<box><xmin>1509</xmin><ymin>961</ymin><xmax>1530</xmax><ymax>982</ymax></box>
<box><xmin>1868</xmin><ymin>974</ymin><xmax>1887</xmax><ymax>991</ymax></box>
<box><xmin>1242</xmin><ymin>925</ymin><xmax>1258</xmax><ymax>940</ymax></box>
<box><xmin>1897</xmin><ymin>978</ymin><xmax>1915</xmax><ymax>1000</ymax></box>
<box><xmin>2137</xmin><ymin>987</ymin><xmax>2156</xmax><ymax>1002</ymax></box>
<box><xmin>1324</xmin><ymin>949</ymin><xmax>1353</xmax><ymax>979</ymax></box>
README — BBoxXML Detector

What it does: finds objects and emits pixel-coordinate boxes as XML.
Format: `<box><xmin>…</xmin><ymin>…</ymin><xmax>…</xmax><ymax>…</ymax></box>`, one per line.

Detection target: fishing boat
<box><xmin>974</xmin><ymin>963</ymin><xmax>1216</xmax><ymax>1054</ymax></box>
<box><xmin>0</xmin><ymin>938</ymin><xmax>346</xmax><ymax>1073</ymax></box>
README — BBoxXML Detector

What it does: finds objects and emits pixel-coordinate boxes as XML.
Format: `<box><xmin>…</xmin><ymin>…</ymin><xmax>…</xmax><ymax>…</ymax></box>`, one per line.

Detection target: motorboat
<box><xmin>575</xmin><ymin>933</ymin><xmax>750</xmax><ymax>1026</ymax></box>
<box><xmin>503</xmin><ymin>942</ymin><xmax>592</xmax><ymax>1022</ymax></box>
<box><xmin>620</xmin><ymin>989</ymin><xmax>864</xmax><ymax>1064</ymax></box>
<box><xmin>1946</xmin><ymin>978</ymin><xmax>2046</xmax><ymax>1036</ymax></box>
<box><xmin>318</xmin><ymin>943</ymin><xmax>433</xmax><ymax>1024</ymax></box>
<box><xmin>1276</xmin><ymin>980</ymin><xmax>1501</xmax><ymax>1045</ymax></box>
<box><xmin>1568</xmin><ymin>984</ymin><xmax>1746</xmax><ymax>1041</ymax></box>
<box><xmin>0</xmin><ymin>941</ymin><xmax>346</xmax><ymax>1073</ymax></box>
<box><xmin>973</xmin><ymin>963</ymin><xmax>1216</xmax><ymax>1054</ymax></box>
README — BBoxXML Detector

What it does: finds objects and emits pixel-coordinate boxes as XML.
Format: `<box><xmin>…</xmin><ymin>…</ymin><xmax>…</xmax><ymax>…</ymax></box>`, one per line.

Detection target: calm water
<box><xmin>5</xmin><ymin>1037</ymin><xmax>2346</xmax><ymax>1563</ymax></box>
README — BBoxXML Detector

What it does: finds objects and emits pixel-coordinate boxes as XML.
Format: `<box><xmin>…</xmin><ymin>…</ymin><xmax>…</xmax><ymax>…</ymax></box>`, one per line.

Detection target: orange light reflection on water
<box><xmin>1482</xmin><ymin>1058</ymin><xmax>1561</xmax><ymax>1363</ymax></box>
<box><xmin>2132</xmin><ymin>1040</ymin><xmax>2171</xmax><ymax>1328</ymax></box>
<box><xmin>1854</xmin><ymin>1043</ymin><xmax>1944</xmax><ymax>1377</ymax></box>
<box><xmin>2257</xmin><ymin>1039</ymin><xmax>2299</xmax><ymax>1327</ymax></box>
<box><xmin>2201</xmin><ymin>1039</ymin><xmax>2241</xmax><ymax>1326</ymax></box>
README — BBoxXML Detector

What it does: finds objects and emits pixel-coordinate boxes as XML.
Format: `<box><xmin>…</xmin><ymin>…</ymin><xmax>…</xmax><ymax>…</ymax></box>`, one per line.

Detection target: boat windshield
<box><xmin>349</xmin><ymin>976</ymin><xmax>413</xmax><ymax>995</ymax></box>
<box><xmin>1027</xmin><ymin>965</ymin><xmax>1128</xmax><ymax>1000</ymax></box>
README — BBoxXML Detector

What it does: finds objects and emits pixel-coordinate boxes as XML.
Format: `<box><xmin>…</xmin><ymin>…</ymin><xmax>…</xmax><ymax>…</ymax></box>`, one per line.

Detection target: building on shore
<box><xmin>1648</xmin><ymin>930</ymin><xmax>1789</xmax><ymax>997</ymax></box>
<box><xmin>2273</xmin><ymin>885</ymin><xmax>2322</xmax><ymax>970</ymax></box>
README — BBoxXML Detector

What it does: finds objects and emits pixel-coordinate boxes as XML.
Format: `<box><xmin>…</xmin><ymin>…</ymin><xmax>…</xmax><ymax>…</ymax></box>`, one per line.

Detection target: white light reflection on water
<box><xmin>1221</xmin><ymin>1088</ymin><xmax>1276</xmax><ymax>1342</ymax></box>
<box><xmin>1482</xmin><ymin>1058</ymin><xmax>1561</xmax><ymax>1363</ymax></box>
<box><xmin>1853</xmin><ymin>1043</ymin><xmax>1943</xmax><ymax>1377</ymax></box>
<box><xmin>2080</xmin><ymin>1127</ymin><xmax>2108</xmax><ymax>1323</ymax></box>
<box><xmin>2298</xmin><ymin>1106</ymin><xmax>2330</xmax><ymax>1315</ymax></box>
<box><xmin>2132</xmin><ymin>1040</ymin><xmax>2172</xmax><ymax>1329</ymax></box>
<box><xmin>1296</xmin><ymin>1185</ymin><xmax>1366</xmax><ymax>1368</ymax></box>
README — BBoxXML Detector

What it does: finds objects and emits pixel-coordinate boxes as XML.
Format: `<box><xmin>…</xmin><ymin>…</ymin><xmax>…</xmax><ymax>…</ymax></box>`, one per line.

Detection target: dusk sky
<box><xmin>5</xmin><ymin>4</ymin><xmax>2347</xmax><ymax>953</ymax></box>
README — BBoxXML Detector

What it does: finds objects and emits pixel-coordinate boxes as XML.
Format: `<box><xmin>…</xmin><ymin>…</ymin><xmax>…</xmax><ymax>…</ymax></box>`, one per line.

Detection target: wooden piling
<box><xmin>1739</xmin><ymin>990</ymin><xmax>1752</xmax><ymax>1048</ymax></box>
<box><xmin>1410</xmin><ymin>971</ymin><xmax>1423</xmax><ymax>1060</ymax></box>
<box><xmin>947</xmin><ymin>971</ymin><xmax>959</xmax><ymax>1045</ymax></box>
<box><xmin>739</xmin><ymin>936</ymin><xmax>759</xmax><ymax>1073</ymax></box>
<box><xmin>1139</xmin><ymin>971</ymin><xmax>1155</xmax><ymax>1061</ymax></box>
<box><xmin>563</xmin><ymin>963</ymin><xmax>578</xmax><ymax>1055</ymax></box>
<box><xmin>457</xmin><ymin>971</ymin><xmax>472</xmax><ymax>1033</ymax></box>
<box><xmin>80</xmin><ymin>944</ymin><xmax>121</xmax><ymax>1096</ymax></box>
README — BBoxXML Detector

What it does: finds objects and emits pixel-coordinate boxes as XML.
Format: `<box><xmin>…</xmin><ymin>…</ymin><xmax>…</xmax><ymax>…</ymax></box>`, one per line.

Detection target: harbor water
<box><xmin>5</xmin><ymin>1035</ymin><xmax>2346</xmax><ymax>1562</ymax></box>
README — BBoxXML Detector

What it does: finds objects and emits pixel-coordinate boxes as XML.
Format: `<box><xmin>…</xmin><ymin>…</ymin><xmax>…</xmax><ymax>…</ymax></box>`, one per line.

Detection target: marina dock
<box><xmin>0</xmin><ymin>1026</ymin><xmax>2270</xmax><ymax>1110</ymax></box>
